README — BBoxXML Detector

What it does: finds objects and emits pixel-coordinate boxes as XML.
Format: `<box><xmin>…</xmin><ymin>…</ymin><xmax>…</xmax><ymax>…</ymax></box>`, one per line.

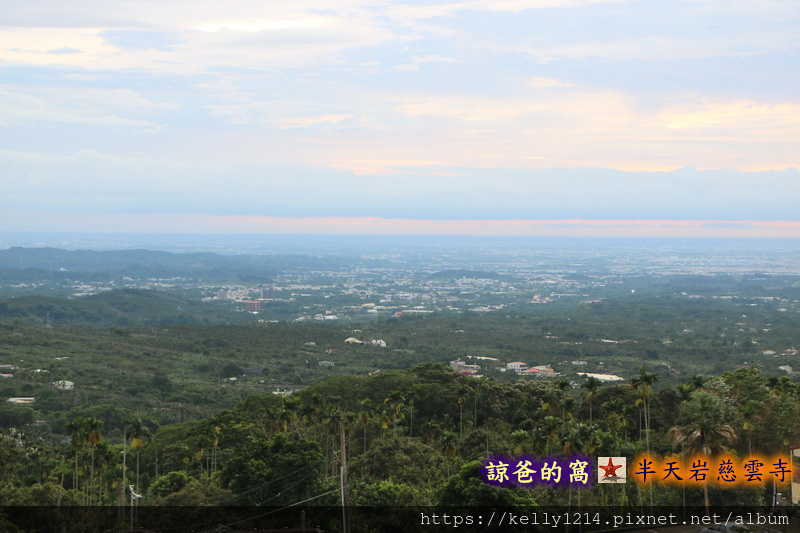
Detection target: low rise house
<box><xmin>506</xmin><ymin>361</ymin><xmax>528</xmax><ymax>373</ymax></box>
<box><xmin>53</xmin><ymin>380</ymin><xmax>74</xmax><ymax>391</ymax></box>
<box><xmin>576</xmin><ymin>372</ymin><xmax>624</xmax><ymax>382</ymax></box>
<box><xmin>450</xmin><ymin>359</ymin><xmax>481</xmax><ymax>375</ymax></box>
<box><xmin>529</xmin><ymin>365</ymin><xmax>558</xmax><ymax>377</ymax></box>
<box><xmin>7</xmin><ymin>397</ymin><xmax>35</xmax><ymax>404</ymax></box>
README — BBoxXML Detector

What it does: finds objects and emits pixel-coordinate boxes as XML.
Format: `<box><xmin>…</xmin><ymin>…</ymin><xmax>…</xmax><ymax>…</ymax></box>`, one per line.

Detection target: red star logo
<box><xmin>599</xmin><ymin>457</ymin><xmax>622</xmax><ymax>477</ymax></box>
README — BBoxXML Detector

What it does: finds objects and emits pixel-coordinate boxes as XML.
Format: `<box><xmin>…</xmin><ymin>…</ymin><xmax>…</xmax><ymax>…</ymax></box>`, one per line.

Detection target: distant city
<box><xmin>4</xmin><ymin>234</ymin><xmax>800</xmax><ymax>325</ymax></box>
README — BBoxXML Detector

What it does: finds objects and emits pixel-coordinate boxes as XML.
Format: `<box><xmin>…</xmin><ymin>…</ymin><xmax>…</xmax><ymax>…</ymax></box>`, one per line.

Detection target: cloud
<box><xmin>0</xmin><ymin>27</ymin><xmax>119</xmax><ymax>69</ymax></box>
<box><xmin>1</xmin><ymin>149</ymin><xmax>798</xmax><ymax>222</ymax></box>
<box><xmin>0</xmin><ymin>5</ymin><xmax>400</xmax><ymax>73</ymax></box>
<box><xmin>390</xmin><ymin>54</ymin><xmax>461</xmax><ymax>72</ymax></box>
<box><xmin>0</xmin><ymin>86</ymin><xmax>174</xmax><ymax>131</ymax></box>
<box><xmin>472</xmin><ymin>0</ymin><xmax>632</xmax><ymax>11</ymax></box>
<box><xmin>0</xmin><ymin>0</ymin><xmax>796</xmax><ymax>226</ymax></box>
<box><xmin>193</xmin><ymin>17</ymin><xmax>333</xmax><ymax>33</ymax></box>
<box><xmin>527</xmin><ymin>77</ymin><xmax>575</xmax><ymax>88</ymax></box>
<box><xmin>206</xmin><ymin>98</ymin><xmax>356</xmax><ymax>128</ymax></box>
<box><xmin>487</xmin><ymin>33</ymin><xmax>798</xmax><ymax>65</ymax></box>
<box><xmin>45</xmin><ymin>47</ymin><xmax>82</xmax><ymax>54</ymax></box>
<box><xmin>5</xmin><ymin>210</ymin><xmax>800</xmax><ymax>238</ymax></box>
<box><xmin>3</xmin><ymin>0</ymin><xmax>796</xmax><ymax>75</ymax></box>
<box><xmin>340</xmin><ymin>86</ymin><xmax>799</xmax><ymax>171</ymax></box>
<box><xmin>661</xmin><ymin>100</ymin><xmax>800</xmax><ymax>132</ymax></box>
<box><xmin>383</xmin><ymin>0</ymin><xmax>631</xmax><ymax>22</ymax></box>
<box><xmin>99</xmin><ymin>30</ymin><xmax>181</xmax><ymax>51</ymax></box>
<box><xmin>0</xmin><ymin>89</ymin><xmax>164</xmax><ymax>130</ymax></box>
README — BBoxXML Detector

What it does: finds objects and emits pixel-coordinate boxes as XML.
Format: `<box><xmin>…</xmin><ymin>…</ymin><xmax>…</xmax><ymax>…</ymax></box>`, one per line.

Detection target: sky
<box><xmin>1</xmin><ymin>0</ymin><xmax>799</xmax><ymax>237</ymax></box>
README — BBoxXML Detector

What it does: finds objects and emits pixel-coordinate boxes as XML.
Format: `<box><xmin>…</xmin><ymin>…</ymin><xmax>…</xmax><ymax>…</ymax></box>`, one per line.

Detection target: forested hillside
<box><xmin>0</xmin><ymin>244</ymin><xmax>798</xmax><ymax>531</ymax></box>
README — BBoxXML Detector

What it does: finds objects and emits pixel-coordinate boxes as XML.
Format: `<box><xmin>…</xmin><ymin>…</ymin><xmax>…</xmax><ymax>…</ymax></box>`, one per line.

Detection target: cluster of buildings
<box><xmin>502</xmin><ymin>362</ymin><xmax>559</xmax><ymax>377</ymax></box>
<box><xmin>198</xmin><ymin>266</ymin><xmax>588</xmax><ymax>322</ymax></box>
<box><xmin>448</xmin><ymin>358</ymin><xmax>559</xmax><ymax>378</ymax></box>
<box><xmin>447</xmin><ymin>356</ymin><xmax>632</xmax><ymax>383</ymax></box>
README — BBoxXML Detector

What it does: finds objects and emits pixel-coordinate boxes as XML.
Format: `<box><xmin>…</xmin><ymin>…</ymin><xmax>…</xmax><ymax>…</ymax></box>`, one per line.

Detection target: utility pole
<box><xmin>129</xmin><ymin>485</ymin><xmax>141</xmax><ymax>531</ymax></box>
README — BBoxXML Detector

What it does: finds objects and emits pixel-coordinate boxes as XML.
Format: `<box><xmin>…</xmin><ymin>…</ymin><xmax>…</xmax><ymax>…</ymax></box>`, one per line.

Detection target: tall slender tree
<box><xmin>65</xmin><ymin>417</ymin><xmax>90</xmax><ymax>495</ymax></box>
<box><xmin>631</xmin><ymin>368</ymin><xmax>658</xmax><ymax>453</ymax></box>
<box><xmin>581</xmin><ymin>376</ymin><xmax>602</xmax><ymax>424</ymax></box>
<box><xmin>668</xmin><ymin>391</ymin><xmax>737</xmax><ymax>515</ymax></box>
<box><xmin>128</xmin><ymin>418</ymin><xmax>152</xmax><ymax>491</ymax></box>
<box><xmin>85</xmin><ymin>417</ymin><xmax>103</xmax><ymax>505</ymax></box>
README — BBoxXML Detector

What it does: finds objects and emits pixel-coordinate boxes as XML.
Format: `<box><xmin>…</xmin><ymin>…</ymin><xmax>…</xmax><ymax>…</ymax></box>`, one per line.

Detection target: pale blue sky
<box><xmin>1</xmin><ymin>0</ymin><xmax>798</xmax><ymax>235</ymax></box>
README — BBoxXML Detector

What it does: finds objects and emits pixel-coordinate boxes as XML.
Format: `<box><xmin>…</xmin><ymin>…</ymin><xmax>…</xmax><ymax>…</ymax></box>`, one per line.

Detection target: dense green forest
<box><xmin>0</xmin><ymin>247</ymin><xmax>799</xmax><ymax>530</ymax></box>
<box><xmin>0</xmin><ymin>309</ymin><xmax>798</xmax><ymax>516</ymax></box>
<box><xmin>0</xmin><ymin>360</ymin><xmax>797</xmax><ymax>531</ymax></box>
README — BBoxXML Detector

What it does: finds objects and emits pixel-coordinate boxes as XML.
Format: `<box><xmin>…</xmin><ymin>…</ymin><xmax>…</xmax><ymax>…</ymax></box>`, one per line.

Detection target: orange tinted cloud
<box><xmin>5</xmin><ymin>209</ymin><xmax>800</xmax><ymax>238</ymax></box>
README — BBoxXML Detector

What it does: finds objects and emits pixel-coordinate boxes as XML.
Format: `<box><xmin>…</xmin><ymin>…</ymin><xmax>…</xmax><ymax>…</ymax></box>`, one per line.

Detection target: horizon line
<box><xmin>4</xmin><ymin>212</ymin><xmax>800</xmax><ymax>238</ymax></box>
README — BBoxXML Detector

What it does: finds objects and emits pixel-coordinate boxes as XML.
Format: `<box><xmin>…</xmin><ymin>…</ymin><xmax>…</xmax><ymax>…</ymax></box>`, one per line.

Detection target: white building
<box><xmin>53</xmin><ymin>380</ymin><xmax>74</xmax><ymax>391</ymax></box>
<box><xmin>506</xmin><ymin>361</ymin><xmax>528</xmax><ymax>373</ymax></box>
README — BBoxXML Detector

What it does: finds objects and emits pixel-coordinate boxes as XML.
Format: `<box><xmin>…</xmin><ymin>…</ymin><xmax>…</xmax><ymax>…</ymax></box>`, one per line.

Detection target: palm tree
<box><xmin>631</xmin><ymin>369</ymin><xmax>658</xmax><ymax>508</ymax></box>
<box><xmin>390</xmin><ymin>401</ymin><xmax>405</xmax><ymax>430</ymax></box>
<box><xmin>690</xmin><ymin>374</ymin><xmax>708</xmax><ymax>391</ymax></box>
<box><xmin>668</xmin><ymin>392</ymin><xmax>737</xmax><ymax>457</ymax></box>
<box><xmin>120</xmin><ymin>420</ymin><xmax>130</xmax><ymax>507</ymax></box>
<box><xmin>382</xmin><ymin>395</ymin><xmax>405</xmax><ymax>431</ymax></box>
<box><xmin>739</xmin><ymin>404</ymin><xmax>763</xmax><ymax>455</ymax></box>
<box><xmin>631</xmin><ymin>368</ymin><xmax>658</xmax><ymax>453</ymax></box>
<box><xmin>322</xmin><ymin>404</ymin><xmax>343</xmax><ymax>477</ymax></box>
<box><xmin>668</xmin><ymin>391</ymin><xmax>737</xmax><ymax>515</ymax></box>
<box><xmin>541</xmin><ymin>416</ymin><xmax>561</xmax><ymax>455</ymax></box>
<box><xmin>439</xmin><ymin>431</ymin><xmax>458</xmax><ymax>476</ymax></box>
<box><xmin>555</xmin><ymin>378</ymin><xmax>572</xmax><ymax>420</ymax></box>
<box><xmin>509</xmin><ymin>429</ymin><xmax>529</xmax><ymax>455</ymax></box>
<box><xmin>541</xmin><ymin>382</ymin><xmax>572</xmax><ymax>423</ymax></box>
<box><xmin>93</xmin><ymin>441</ymin><xmax>116</xmax><ymax>504</ymax></box>
<box><xmin>209</xmin><ymin>425</ymin><xmax>221</xmax><ymax>475</ymax></box>
<box><xmin>65</xmin><ymin>417</ymin><xmax>90</xmax><ymax>495</ymax></box>
<box><xmin>407</xmin><ymin>399</ymin><xmax>415</xmax><ymax>437</ymax></box>
<box><xmin>677</xmin><ymin>383</ymin><xmax>694</xmax><ymax>402</ymax></box>
<box><xmin>581</xmin><ymin>376</ymin><xmax>602</xmax><ymax>424</ymax></box>
<box><xmin>457</xmin><ymin>397</ymin><xmax>466</xmax><ymax>440</ymax></box>
<box><xmin>84</xmin><ymin>417</ymin><xmax>103</xmax><ymax>505</ymax></box>
<box><xmin>357</xmin><ymin>399</ymin><xmax>374</xmax><ymax>453</ymax></box>
<box><xmin>127</xmin><ymin>418</ymin><xmax>152</xmax><ymax>491</ymax></box>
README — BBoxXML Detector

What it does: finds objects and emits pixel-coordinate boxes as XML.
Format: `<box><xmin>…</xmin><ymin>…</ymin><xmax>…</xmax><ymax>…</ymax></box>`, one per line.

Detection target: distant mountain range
<box><xmin>0</xmin><ymin>246</ymin><xmax>365</xmax><ymax>282</ymax></box>
<box><xmin>0</xmin><ymin>289</ymin><xmax>239</xmax><ymax>327</ymax></box>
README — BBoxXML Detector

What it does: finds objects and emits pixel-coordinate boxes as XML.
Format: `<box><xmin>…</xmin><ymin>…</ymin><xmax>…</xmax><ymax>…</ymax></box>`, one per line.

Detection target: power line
<box><xmin>199</xmin><ymin>488</ymin><xmax>340</xmax><ymax>533</ymax></box>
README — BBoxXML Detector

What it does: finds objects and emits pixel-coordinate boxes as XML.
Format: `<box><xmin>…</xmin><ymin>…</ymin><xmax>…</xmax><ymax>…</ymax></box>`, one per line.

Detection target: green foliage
<box><xmin>0</xmin><ymin>511</ymin><xmax>22</xmax><ymax>533</ymax></box>
<box><xmin>151</xmin><ymin>476</ymin><xmax>232</xmax><ymax>505</ymax></box>
<box><xmin>0</xmin><ymin>404</ymin><xmax>34</xmax><ymax>428</ymax></box>
<box><xmin>147</xmin><ymin>470</ymin><xmax>233</xmax><ymax>505</ymax></box>
<box><xmin>220</xmin><ymin>362</ymin><xmax>244</xmax><ymax>378</ymax></box>
<box><xmin>218</xmin><ymin>433</ymin><xmax>325</xmax><ymax>506</ymax></box>
<box><xmin>350</xmin><ymin>434</ymin><xmax>447</xmax><ymax>501</ymax></box>
<box><xmin>0</xmin><ymin>289</ymin><xmax>241</xmax><ymax>327</ymax></box>
<box><xmin>437</xmin><ymin>460</ymin><xmax>539</xmax><ymax>509</ymax></box>
<box><xmin>0</xmin><ymin>482</ymin><xmax>81</xmax><ymax>506</ymax></box>
<box><xmin>0</xmin><ymin>268</ymin><xmax>799</xmax><ymax>513</ymax></box>
<box><xmin>668</xmin><ymin>391</ymin><xmax>738</xmax><ymax>456</ymax></box>
<box><xmin>149</xmin><ymin>470</ymin><xmax>191</xmax><ymax>496</ymax></box>
<box><xmin>352</xmin><ymin>480</ymin><xmax>420</xmax><ymax>506</ymax></box>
